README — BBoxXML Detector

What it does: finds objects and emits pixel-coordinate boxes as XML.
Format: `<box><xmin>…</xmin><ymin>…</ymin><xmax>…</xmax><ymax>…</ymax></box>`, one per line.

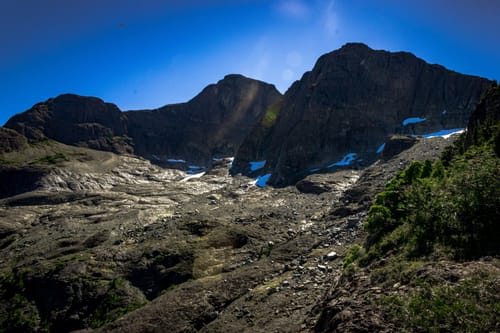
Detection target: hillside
<box><xmin>0</xmin><ymin>126</ymin><xmax>462</xmax><ymax>333</ymax></box>
<box><xmin>0</xmin><ymin>46</ymin><xmax>498</xmax><ymax>333</ymax></box>
<box><xmin>314</xmin><ymin>85</ymin><xmax>500</xmax><ymax>332</ymax></box>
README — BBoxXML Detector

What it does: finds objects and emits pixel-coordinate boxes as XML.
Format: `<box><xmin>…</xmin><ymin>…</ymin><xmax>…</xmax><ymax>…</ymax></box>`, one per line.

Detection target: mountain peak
<box><xmin>52</xmin><ymin>93</ymin><xmax>106</xmax><ymax>104</ymax></box>
<box><xmin>339</xmin><ymin>42</ymin><xmax>371</xmax><ymax>51</ymax></box>
<box><xmin>222</xmin><ymin>73</ymin><xmax>248</xmax><ymax>81</ymax></box>
<box><xmin>232</xmin><ymin>44</ymin><xmax>493</xmax><ymax>186</ymax></box>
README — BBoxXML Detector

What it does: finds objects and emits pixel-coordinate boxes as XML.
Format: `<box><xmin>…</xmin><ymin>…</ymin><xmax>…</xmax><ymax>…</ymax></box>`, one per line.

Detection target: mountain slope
<box><xmin>4</xmin><ymin>75</ymin><xmax>282</xmax><ymax>166</ymax></box>
<box><xmin>126</xmin><ymin>74</ymin><xmax>282</xmax><ymax>165</ymax></box>
<box><xmin>314</xmin><ymin>85</ymin><xmax>500</xmax><ymax>332</ymax></box>
<box><xmin>232</xmin><ymin>43</ymin><xmax>493</xmax><ymax>186</ymax></box>
<box><xmin>0</xmin><ymin>127</ymin><xmax>459</xmax><ymax>333</ymax></box>
<box><xmin>4</xmin><ymin>95</ymin><xmax>132</xmax><ymax>154</ymax></box>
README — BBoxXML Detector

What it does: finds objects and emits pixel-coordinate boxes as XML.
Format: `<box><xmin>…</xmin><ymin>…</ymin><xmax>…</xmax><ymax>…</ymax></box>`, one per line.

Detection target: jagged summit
<box><xmin>126</xmin><ymin>74</ymin><xmax>282</xmax><ymax>165</ymax></box>
<box><xmin>2</xmin><ymin>44</ymin><xmax>493</xmax><ymax>182</ymax></box>
<box><xmin>222</xmin><ymin>73</ymin><xmax>250</xmax><ymax>80</ymax></box>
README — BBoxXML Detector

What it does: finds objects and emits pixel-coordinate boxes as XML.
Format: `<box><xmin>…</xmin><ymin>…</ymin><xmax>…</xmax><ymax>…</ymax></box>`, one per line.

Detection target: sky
<box><xmin>1</xmin><ymin>0</ymin><xmax>499</xmax><ymax>125</ymax></box>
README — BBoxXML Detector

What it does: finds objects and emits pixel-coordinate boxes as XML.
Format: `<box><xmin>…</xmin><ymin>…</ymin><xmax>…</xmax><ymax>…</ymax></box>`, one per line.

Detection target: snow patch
<box><xmin>255</xmin><ymin>174</ymin><xmax>271</xmax><ymax>188</ymax></box>
<box><xmin>186</xmin><ymin>165</ymin><xmax>205</xmax><ymax>174</ymax></box>
<box><xmin>167</xmin><ymin>158</ymin><xmax>186</xmax><ymax>163</ymax></box>
<box><xmin>180</xmin><ymin>172</ymin><xmax>206</xmax><ymax>182</ymax></box>
<box><xmin>376</xmin><ymin>143</ymin><xmax>386</xmax><ymax>154</ymax></box>
<box><xmin>249</xmin><ymin>160</ymin><xmax>267</xmax><ymax>171</ymax></box>
<box><xmin>402</xmin><ymin>117</ymin><xmax>427</xmax><ymax>126</ymax></box>
<box><xmin>327</xmin><ymin>153</ymin><xmax>357</xmax><ymax>168</ymax></box>
<box><xmin>422</xmin><ymin>128</ymin><xmax>465</xmax><ymax>139</ymax></box>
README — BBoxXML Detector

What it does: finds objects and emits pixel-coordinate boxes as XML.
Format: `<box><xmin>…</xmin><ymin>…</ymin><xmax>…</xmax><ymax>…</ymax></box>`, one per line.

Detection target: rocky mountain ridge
<box><xmin>231</xmin><ymin>43</ymin><xmax>493</xmax><ymax>186</ymax></box>
<box><xmin>126</xmin><ymin>74</ymin><xmax>282</xmax><ymax>166</ymax></box>
<box><xmin>5</xmin><ymin>44</ymin><xmax>494</xmax><ymax>181</ymax></box>
<box><xmin>4</xmin><ymin>74</ymin><xmax>282</xmax><ymax>167</ymax></box>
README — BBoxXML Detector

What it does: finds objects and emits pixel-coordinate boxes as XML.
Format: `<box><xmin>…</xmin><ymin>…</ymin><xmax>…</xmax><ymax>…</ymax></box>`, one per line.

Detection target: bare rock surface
<box><xmin>0</xmin><ymin>127</ymin><xmax>28</xmax><ymax>153</ymax></box>
<box><xmin>232</xmin><ymin>43</ymin><xmax>492</xmax><ymax>186</ymax></box>
<box><xmin>0</xmin><ymin>133</ymin><xmax>461</xmax><ymax>332</ymax></box>
<box><xmin>4</xmin><ymin>75</ymin><xmax>282</xmax><ymax>167</ymax></box>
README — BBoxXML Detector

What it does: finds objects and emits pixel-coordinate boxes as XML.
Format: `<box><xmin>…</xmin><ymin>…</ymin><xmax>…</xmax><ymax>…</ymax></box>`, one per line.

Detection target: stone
<box><xmin>325</xmin><ymin>251</ymin><xmax>337</xmax><ymax>260</ymax></box>
<box><xmin>296</xmin><ymin>177</ymin><xmax>332</xmax><ymax>194</ymax></box>
<box><xmin>381</xmin><ymin>135</ymin><xmax>418</xmax><ymax>160</ymax></box>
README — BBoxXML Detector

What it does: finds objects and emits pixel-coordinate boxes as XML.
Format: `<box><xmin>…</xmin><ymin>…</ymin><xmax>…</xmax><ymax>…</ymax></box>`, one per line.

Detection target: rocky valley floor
<box><xmin>1</xmin><ymin>135</ymin><xmax>495</xmax><ymax>333</ymax></box>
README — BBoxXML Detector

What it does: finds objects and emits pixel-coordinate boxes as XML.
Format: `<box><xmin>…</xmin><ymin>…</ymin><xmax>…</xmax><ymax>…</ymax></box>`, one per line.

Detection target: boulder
<box><xmin>296</xmin><ymin>176</ymin><xmax>334</xmax><ymax>194</ymax></box>
<box><xmin>381</xmin><ymin>135</ymin><xmax>418</xmax><ymax>160</ymax></box>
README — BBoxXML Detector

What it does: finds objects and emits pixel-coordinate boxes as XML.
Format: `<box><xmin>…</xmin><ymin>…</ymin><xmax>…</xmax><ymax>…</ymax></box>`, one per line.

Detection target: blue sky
<box><xmin>1</xmin><ymin>0</ymin><xmax>499</xmax><ymax>125</ymax></box>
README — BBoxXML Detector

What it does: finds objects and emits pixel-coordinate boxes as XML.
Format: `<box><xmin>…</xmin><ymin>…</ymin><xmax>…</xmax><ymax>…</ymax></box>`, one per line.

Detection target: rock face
<box><xmin>127</xmin><ymin>74</ymin><xmax>282</xmax><ymax>165</ymax></box>
<box><xmin>4</xmin><ymin>75</ymin><xmax>282</xmax><ymax>166</ymax></box>
<box><xmin>465</xmin><ymin>84</ymin><xmax>500</xmax><ymax>150</ymax></box>
<box><xmin>0</xmin><ymin>166</ymin><xmax>49</xmax><ymax>199</ymax></box>
<box><xmin>381</xmin><ymin>135</ymin><xmax>418</xmax><ymax>160</ymax></box>
<box><xmin>232</xmin><ymin>43</ymin><xmax>493</xmax><ymax>186</ymax></box>
<box><xmin>5</xmin><ymin>94</ymin><xmax>132</xmax><ymax>153</ymax></box>
<box><xmin>0</xmin><ymin>127</ymin><xmax>28</xmax><ymax>153</ymax></box>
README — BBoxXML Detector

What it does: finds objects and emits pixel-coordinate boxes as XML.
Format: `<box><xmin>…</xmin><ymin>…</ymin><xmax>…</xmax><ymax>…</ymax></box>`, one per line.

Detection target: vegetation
<box><xmin>0</xmin><ymin>271</ymin><xmax>46</xmax><ymax>333</ymax></box>
<box><xmin>362</xmin><ymin>156</ymin><xmax>498</xmax><ymax>261</ymax></box>
<box><xmin>363</xmin><ymin>135</ymin><xmax>499</xmax><ymax>261</ymax></box>
<box><xmin>378</xmin><ymin>272</ymin><xmax>499</xmax><ymax>332</ymax></box>
<box><xmin>342</xmin><ymin>244</ymin><xmax>364</xmax><ymax>273</ymax></box>
<box><xmin>30</xmin><ymin>152</ymin><xmax>68</xmax><ymax>165</ymax></box>
<box><xmin>345</xmin><ymin>86</ymin><xmax>500</xmax><ymax>332</ymax></box>
<box><xmin>90</xmin><ymin>278</ymin><xmax>146</xmax><ymax>329</ymax></box>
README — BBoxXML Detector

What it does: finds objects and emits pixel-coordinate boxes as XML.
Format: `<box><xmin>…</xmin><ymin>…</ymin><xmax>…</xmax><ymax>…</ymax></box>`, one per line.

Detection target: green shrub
<box><xmin>380</xmin><ymin>276</ymin><xmax>500</xmax><ymax>332</ymax></box>
<box><xmin>90</xmin><ymin>279</ymin><xmax>146</xmax><ymax>328</ymax></box>
<box><xmin>343</xmin><ymin>245</ymin><xmax>364</xmax><ymax>271</ymax></box>
<box><xmin>363</xmin><ymin>122</ymin><xmax>499</xmax><ymax>261</ymax></box>
<box><xmin>31</xmin><ymin>152</ymin><xmax>68</xmax><ymax>165</ymax></box>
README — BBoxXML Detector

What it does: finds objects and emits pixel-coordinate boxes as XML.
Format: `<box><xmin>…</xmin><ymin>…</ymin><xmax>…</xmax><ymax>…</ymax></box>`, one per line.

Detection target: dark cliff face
<box><xmin>4</xmin><ymin>75</ymin><xmax>282</xmax><ymax>165</ymax></box>
<box><xmin>232</xmin><ymin>43</ymin><xmax>493</xmax><ymax>186</ymax></box>
<box><xmin>4</xmin><ymin>94</ymin><xmax>133</xmax><ymax>154</ymax></box>
<box><xmin>0</xmin><ymin>127</ymin><xmax>28</xmax><ymax>153</ymax></box>
<box><xmin>464</xmin><ymin>85</ymin><xmax>500</xmax><ymax>151</ymax></box>
<box><xmin>127</xmin><ymin>74</ymin><xmax>282</xmax><ymax>165</ymax></box>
